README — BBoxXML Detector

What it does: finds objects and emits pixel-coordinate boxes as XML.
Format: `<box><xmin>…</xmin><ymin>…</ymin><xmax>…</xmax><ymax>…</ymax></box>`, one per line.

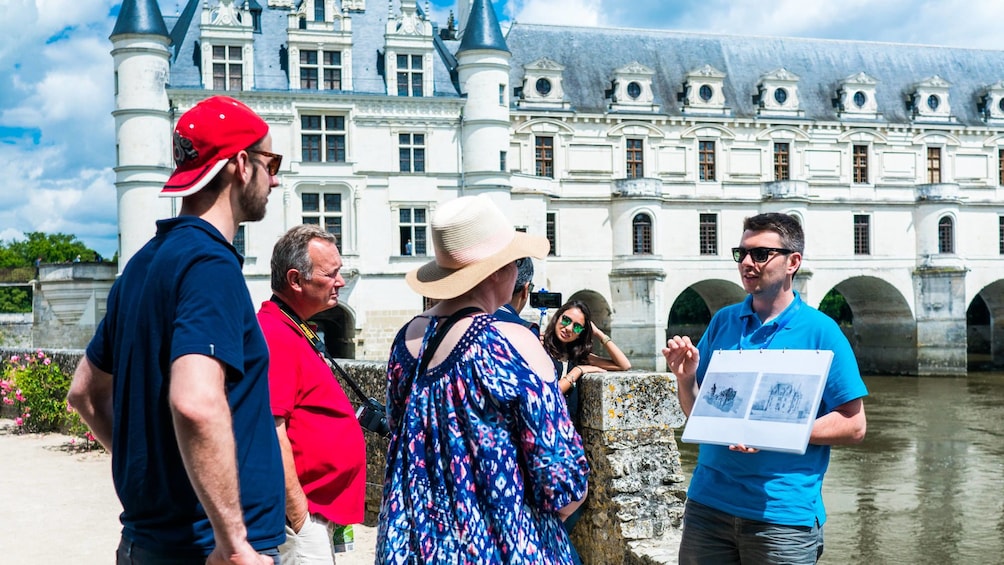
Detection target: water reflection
<box><xmin>677</xmin><ymin>374</ymin><xmax>1004</xmax><ymax>565</ymax></box>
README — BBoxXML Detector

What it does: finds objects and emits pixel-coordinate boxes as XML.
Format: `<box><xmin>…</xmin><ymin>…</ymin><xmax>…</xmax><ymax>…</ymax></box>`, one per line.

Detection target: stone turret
<box><xmin>110</xmin><ymin>0</ymin><xmax>174</xmax><ymax>268</ymax></box>
<box><xmin>455</xmin><ymin>0</ymin><xmax>511</xmax><ymax>190</ymax></box>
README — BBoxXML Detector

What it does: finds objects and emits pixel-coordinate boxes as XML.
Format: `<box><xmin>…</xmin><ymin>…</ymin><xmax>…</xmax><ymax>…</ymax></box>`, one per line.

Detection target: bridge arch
<box><xmin>968</xmin><ymin>280</ymin><xmax>1004</xmax><ymax>369</ymax></box>
<box><xmin>311</xmin><ymin>303</ymin><xmax>357</xmax><ymax>359</ymax></box>
<box><xmin>824</xmin><ymin>276</ymin><xmax>916</xmax><ymax>375</ymax></box>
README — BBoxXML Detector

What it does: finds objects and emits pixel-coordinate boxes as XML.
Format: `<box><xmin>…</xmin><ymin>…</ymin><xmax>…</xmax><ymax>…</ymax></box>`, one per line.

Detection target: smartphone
<box><xmin>529</xmin><ymin>291</ymin><xmax>563</xmax><ymax>309</ymax></box>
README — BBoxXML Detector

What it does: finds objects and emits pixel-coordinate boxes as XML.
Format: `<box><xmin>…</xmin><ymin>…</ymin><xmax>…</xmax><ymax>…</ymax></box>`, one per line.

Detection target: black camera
<box><xmin>356</xmin><ymin>397</ymin><xmax>391</xmax><ymax>438</ymax></box>
<box><xmin>530</xmin><ymin>291</ymin><xmax>563</xmax><ymax>309</ymax></box>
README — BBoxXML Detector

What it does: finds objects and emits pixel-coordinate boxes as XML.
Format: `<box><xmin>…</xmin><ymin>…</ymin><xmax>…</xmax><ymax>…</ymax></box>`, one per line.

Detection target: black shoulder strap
<box><xmin>417</xmin><ymin>306</ymin><xmax>483</xmax><ymax>376</ymax></box>
<box><xmin>270</xmin><ymin>295</ymin><xmax>370</xmax><ymax>403</ymax></box>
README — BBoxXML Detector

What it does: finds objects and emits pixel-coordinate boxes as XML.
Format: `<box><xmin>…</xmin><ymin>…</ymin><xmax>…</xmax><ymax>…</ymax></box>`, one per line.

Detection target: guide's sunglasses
<box><xmin>731</xmin><ymin>246</ymin><xmax>794</xmax><ymax>263</ymax></box>
<box><xmin>247</xmin><ymin>149</ymin><xmax>283</xmax><ymax>176</ymax></box>
<box><xmin>560</xmin><ymin>315</ymin><xmax>585</xmax><ymax>335</ymax></box>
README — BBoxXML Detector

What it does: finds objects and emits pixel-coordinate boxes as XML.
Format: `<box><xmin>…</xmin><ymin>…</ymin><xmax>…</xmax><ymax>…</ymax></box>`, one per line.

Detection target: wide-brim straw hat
<box><xmin>406</xmin><ymin>195</ymin><xmax>549</xmax><ymax>300</ymax></box>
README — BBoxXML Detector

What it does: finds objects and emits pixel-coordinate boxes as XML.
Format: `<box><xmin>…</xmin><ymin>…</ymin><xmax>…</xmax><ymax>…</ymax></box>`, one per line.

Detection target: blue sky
<box><xmin>2</xmin><ymin>0</ymin><xmax>1004</xmax><ymax>256</ymax></box>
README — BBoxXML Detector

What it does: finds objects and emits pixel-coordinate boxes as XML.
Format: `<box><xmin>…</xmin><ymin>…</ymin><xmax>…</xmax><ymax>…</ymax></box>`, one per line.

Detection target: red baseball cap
<box><xmin>162</xmin><ymin>96</ymin><xmax>269</xmax><ymax>197</ymax></box>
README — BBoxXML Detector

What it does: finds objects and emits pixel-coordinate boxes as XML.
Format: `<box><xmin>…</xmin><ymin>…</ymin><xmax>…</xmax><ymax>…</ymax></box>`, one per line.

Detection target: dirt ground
<box><xmin>0</xmin><ymin>419</ymin><xmax>376</xmax><ymax>564</ymax></box>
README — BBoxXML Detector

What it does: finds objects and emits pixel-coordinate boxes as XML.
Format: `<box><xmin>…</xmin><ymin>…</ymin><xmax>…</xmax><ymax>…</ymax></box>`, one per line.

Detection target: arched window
<box><xmin>938</xmin><ymin>216</ymin><xmax>954</xmax><ymax>254</ymax></box>
<box><xmin>632</xmin><ymin>213</ymin><xmax>653</xmax><ymax>255</ymax></box>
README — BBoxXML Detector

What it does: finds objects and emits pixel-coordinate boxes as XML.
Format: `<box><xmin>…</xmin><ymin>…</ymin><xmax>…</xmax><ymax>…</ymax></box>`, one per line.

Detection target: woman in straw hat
<box><xmin>375</xmin><ymin>195</ymin><xmax>589</xmax><ymax>564</ymax></box>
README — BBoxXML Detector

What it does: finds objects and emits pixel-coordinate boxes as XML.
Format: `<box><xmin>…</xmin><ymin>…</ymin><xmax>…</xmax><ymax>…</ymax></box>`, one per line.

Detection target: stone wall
<box><xmin>0</xmin><ymin>313</ymin><xmax>33</xmax><ymax>348</ymax></box>
<box><xmin>1</xmin><ymin>348</ymin><xmax>687</xmax><ymax>562</ymax></box>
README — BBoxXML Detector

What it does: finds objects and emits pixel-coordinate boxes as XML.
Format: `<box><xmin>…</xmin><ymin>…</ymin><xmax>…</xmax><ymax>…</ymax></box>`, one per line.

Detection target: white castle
<box><xmin>109</xmin><ymin>0</ymin><xmax>1004</xmax><ymax>374</ymax></box>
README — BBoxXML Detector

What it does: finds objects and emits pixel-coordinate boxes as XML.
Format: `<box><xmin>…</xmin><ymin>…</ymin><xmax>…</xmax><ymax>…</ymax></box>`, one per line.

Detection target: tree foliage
<box><xmin>0</xmin><ymin>287</ymin><xmax>31</xmax><ymax>313</ymax></box>
<box><xmin>0</xmin><ymin>232</ymin><xmax>97</xmax><ymax>268</ymax></box>
<box><xmin>819</xmin><ymin>289</ymin><xmax>853</xmax><ymax>325</ymax></box>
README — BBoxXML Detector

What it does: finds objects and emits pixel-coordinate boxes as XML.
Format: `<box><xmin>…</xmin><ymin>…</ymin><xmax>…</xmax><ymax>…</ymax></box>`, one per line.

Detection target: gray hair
<box><xmin>512</xmin><ymin>257</ymin><xmax>534</xmax><ymax>296</ymax></box>
<box><xmin>271</xmin><ymin>224</ymin><xmax>338</xmax><ymax>292</ymax></box>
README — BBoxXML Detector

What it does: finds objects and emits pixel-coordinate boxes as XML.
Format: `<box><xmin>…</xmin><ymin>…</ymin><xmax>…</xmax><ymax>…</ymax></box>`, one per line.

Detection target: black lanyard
<box><xmin>270</xmin><ymin>295</ymin><xmax>371</xmax><ymax>404</ymax></box>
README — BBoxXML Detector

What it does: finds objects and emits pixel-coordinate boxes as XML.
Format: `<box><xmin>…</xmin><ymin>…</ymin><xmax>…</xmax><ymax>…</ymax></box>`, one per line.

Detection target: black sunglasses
<box><xmin>247</xmin><ymin>149</ymin><xmax>283</xmax><ymax>176</ymax></box>
<box><xmin>732</xmin><ymin>246</ymin><xmax>794</xmax><ymax>263</ymax></box>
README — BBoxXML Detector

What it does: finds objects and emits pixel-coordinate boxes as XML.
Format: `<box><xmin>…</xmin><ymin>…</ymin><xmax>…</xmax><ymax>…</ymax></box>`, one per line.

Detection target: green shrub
<box><xmin>1</xmin><ymin>350</ymin><xmax>99</xmax><ymax>449</ymax></box>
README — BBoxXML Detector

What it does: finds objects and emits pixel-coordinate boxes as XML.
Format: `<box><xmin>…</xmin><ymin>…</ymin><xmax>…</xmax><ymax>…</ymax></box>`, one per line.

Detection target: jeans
<box><xmin>116</xmin><ymin>537</ymin><xmax>281</xmax><ymax>565</ymax></box>
<box><xmin>678</xmin><ymin>500</ymin><xmax>824</xmax><ymax>565</ymax></box>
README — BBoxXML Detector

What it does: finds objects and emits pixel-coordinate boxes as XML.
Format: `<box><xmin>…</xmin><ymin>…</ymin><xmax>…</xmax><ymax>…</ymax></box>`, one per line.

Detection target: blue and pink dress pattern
<box><xmin>376</xmin><ymin>313</ymin><xmax>590</xmax><ymax>564</ymax></box>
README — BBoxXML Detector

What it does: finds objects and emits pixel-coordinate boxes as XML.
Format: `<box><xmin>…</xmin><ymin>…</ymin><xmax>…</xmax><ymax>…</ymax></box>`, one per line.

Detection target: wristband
<box><xmin>601</xmin><ymin>336</ymin><xmax>612</xmax><ymax>345</ymax></box>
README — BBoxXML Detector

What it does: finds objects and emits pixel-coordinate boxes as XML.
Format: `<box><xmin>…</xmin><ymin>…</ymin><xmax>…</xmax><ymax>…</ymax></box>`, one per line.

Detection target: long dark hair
<box><xmin>543</xmin><ymin>300</ymin><xmax>593</xmax><ymax>365</ymax></box>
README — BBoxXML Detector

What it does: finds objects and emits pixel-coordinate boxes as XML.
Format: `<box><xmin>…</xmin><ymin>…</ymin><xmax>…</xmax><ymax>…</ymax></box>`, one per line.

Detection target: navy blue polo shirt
<box><xmin>87</xmin><ymin>216</ymin><xmax>284</xmax><ymax>555</ymax></box>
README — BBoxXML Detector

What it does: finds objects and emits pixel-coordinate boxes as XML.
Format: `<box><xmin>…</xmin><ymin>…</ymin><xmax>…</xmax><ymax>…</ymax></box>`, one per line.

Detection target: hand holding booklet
<box><xmin>681</xmin><ymin>349</ymin><xmax>832</xmax><ymax>455</ymax></box>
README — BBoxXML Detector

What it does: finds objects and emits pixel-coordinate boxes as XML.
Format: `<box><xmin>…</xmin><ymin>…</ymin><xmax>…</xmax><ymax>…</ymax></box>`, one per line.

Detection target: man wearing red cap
<box><xmin>69</xmin><ymin>96</ymin><xmax>286</xmax><ymax>564</ymax></box>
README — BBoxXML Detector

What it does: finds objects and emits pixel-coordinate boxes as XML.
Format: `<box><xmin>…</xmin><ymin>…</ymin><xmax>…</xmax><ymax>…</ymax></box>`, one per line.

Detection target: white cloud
<box><xmin>509</xmin><ymin>0</ymin><xmax>601</xmax><ymax>26</ymax></box>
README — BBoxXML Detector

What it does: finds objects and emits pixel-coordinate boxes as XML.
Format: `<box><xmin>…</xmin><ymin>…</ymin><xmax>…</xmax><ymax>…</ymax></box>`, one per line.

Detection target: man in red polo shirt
<box><xmin>257</xmin><ymin>225</ymin><xmax>366</xmax><ymax>564</ymax></box>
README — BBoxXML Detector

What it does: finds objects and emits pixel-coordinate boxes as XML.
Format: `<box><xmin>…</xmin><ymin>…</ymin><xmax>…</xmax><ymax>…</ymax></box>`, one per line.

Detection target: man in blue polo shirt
<box><xmin>663</xmin><ymin>212</ymin><xmax>867</xmax><ymax>565</ymax></box>
<box><xmin>68</xmin><ymin>96</ymin><xmax>286</xmax><ymax>564</ymax></box>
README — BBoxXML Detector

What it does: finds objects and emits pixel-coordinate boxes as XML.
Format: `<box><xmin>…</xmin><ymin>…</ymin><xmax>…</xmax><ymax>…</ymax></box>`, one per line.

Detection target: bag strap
<box><xmin>416</xmin><ymin>306</ymin><xmax>484</xmax><ymax>376</ymax></box>
<box><xmin>270</xmin><ymin>295</ymin><xmax>370</xmax><ymax>403</ymax></box>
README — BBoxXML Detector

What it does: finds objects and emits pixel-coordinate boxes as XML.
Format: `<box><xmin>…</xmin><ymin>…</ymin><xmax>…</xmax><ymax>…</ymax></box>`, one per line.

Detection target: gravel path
<box><xmin>0</xmin><ymin>419</ymin><xmax>376</xmax><ymax>564</ymax></box>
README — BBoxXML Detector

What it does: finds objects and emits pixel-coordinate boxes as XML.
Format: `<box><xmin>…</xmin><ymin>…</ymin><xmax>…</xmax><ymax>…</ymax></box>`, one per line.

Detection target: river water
<box><xmin>678</xmin><ymin>373</ymin><xmax>1004</xmax><ymax>565</ymax></box>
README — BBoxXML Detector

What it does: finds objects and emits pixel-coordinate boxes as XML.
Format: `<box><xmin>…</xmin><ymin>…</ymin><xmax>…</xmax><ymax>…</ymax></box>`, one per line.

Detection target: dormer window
<box><xmin>199</xmin><ymin>1</ymin><xmax>255</xmax><ymax>91</ymax></box>
<box><xmin>680</xmin><ymin>65</ymin><xmax>728</xmax><ymax>116</ymax></box>
<box><xmin>517</xmin><ymin>58</ymin><xmax>571</xmax><ymax>110</ymax></box>
<box><xmin>836</xmin><ymin>72</ymin><xmax>880</xmax><ymax>119</ymax></box>
<box><xmin>908</xmin><ymin>75</ymin><xmax>952</xmax><ymax>122</ymax></box>
<box><xmin>287</xmin><ymin>0</ymin><xmax>353</xmax><ymax>91</ymax></box>
<box><xmin>978</xmin><ymin>81</ymin><xmax>1004</xmax><ymax>123</ymax></box>
<box><xmin>608</xmin><ymin>61</ymin><xmax>659</xmax><ymax>113</ymax></box>
<box><xmin>755</xmin><ymin>68</ymin><xmax>802</xmax><ymax>117</ymax></box>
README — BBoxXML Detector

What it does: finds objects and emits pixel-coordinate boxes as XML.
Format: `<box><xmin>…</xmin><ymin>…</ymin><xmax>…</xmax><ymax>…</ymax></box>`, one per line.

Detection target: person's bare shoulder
<box><xmin>494</xmin><ymin>320</ymin><xmax>557</xmax><ymax>381</ymax></box>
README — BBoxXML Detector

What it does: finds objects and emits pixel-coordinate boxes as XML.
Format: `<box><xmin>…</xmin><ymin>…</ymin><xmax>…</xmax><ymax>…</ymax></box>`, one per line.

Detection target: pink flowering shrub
<box><xmin>1</xmin><ymin>351</ymin><xmax>98</xmax><ymax>448</ymax></box>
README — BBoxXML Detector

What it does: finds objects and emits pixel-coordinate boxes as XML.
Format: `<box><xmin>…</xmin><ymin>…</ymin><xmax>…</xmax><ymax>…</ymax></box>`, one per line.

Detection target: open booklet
<box><xmin>681</xmin><ymin>349</ymin><xmax>832</xmax><ymax>455</ymax></box>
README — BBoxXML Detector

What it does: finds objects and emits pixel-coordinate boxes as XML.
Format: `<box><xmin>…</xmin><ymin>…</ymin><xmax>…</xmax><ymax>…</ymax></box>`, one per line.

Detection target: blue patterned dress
<box><xmin>376</xmin><ymin>313</ymin><xmax>590</xmax><ymax>564</ymax></box>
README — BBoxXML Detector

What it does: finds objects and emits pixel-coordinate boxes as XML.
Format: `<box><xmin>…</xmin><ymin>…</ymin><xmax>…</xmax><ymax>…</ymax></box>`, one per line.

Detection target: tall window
<box><xmin>699</xmin><ymin>140</ymin><xmax>716</xmax><ymax>181</ymax></box>
<box><xmin>535</xmin><ymin>136</ymin><xmax>554</xmax><ymax>178</ymax></box>
<box><xmin>999</xmin><ymin>216</ymin><xmax>1004</xmax><ymax>255</ymax></box>
<box><xmin>699</xmin><ymin>213</ymin><xmax>717</xmax><ymax>255</ymax></box>
<box><xmin>773</xmin><ymin>142</ymin><xmax>790</xmax><ymax>181</ymax></box>
<box><xmin>233</xmin><ymin>225</ymin><xmax>246</xmax><ymax>256</ymax></box>
<box><xmin>626</xmin><ymin>138</ymin><xmax>644</xmax><ymax>179</ymax></box>
<box><xmin>396</xmin><ymin>54</ymin><xmax>423</xmax><ymax>97</ymax></box>
<box><xmin>935</xmin><ymin>215</ymin><xmax>951</xmax><ymax>252</ymax></box>
<box><xmin>301</xmin><ymin>192</ymin><xmax>343</xmax><ymax>250</ymax></box>
<box><xmin>999</xmin><ymin>149</ymin><xmax>1004</xmax><ymax>185</ymax></box>
<box><xmin>212</xmin><ymin>45</ymin><xmax>243</xmax><ymax>91</ymax></box>
<box><xmin>546</xmin><ymin>212</ymin><xmax>556</xmax><ymax>256</ymax></box>
<box><xmin>499</xmin><ymin>151</ymin><xmax>507</xmax><ymax>172</ymax></box>
<box><xmin>938</xmin><ymin>216</ymin><xmax>954</xmax><ymax>254</ymax></box>
<box><xmin>927</xmin><ymin>147</ymin><xmax>942</xmax><ymax>183</ymax></box>
<box><xmin>300</xmin><ymin>50</ymin><xmax>342</xmax><ymax>90</ymax></box>
<box><xmin>853</xmin><ymin>214</ymin><xmax>870</xmax><ymax>255</ymax></box>
<box><xmin>853</xmin><ymin>145</ymin><xmax>869</xmax><ymax>184</ymax></box>
<box><xmin>399</xmin><ymin>133</ymin><xmax>425</xmax><ymax>173</ymax></box>
<box><xmin>301</xmin><ymin>115</ymin><xmax>346</xmax><ymax>163</ymax></box>
<box><xmin>632</xmin><ymin>214</ymin><xmax>653</xmax><ymax>255</ymax></box>
<box><xmin>399</xmin><ymin>208</ymin><xmax>428</xmax><ymax>256</ymax></box>
<box><xmin>314</xmin><ymin>0</ymin><xmax>325</xmax><ymax>20</ymax></box>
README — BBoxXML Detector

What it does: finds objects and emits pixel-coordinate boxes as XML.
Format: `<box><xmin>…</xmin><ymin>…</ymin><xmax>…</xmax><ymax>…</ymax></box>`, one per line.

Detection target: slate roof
<box><xmin>505</xmin><ymin>23</ymin><xmax>1004</xmax><ymax>126</ymax></box>
<box><xmin>457</xmin><ymin>0</ymin><xmax>509</xmax><ymax>54</ymax></box>
<box><xmin>111</xmin><ymin>0</ymin><xmax>169</xmax><ymax>38</ymax></box>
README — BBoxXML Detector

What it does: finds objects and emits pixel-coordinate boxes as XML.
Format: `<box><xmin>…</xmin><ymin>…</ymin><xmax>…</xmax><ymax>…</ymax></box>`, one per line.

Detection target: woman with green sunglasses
<box><xmin>542</xmin><ymin>300</ymin><xmax>632</xmax><ymax>403</ymax></box>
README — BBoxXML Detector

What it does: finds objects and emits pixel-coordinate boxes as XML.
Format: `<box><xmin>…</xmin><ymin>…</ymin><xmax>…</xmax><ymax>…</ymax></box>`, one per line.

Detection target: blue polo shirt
<box><xmin>688</xmin><ymin>292</ymin><xmax>868</xmax><ymax>527</ymax></box>
<box><xmin>86</xmin><ymin>216</ymin><xmax>284</xmax><ymax>555</ymax></box>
